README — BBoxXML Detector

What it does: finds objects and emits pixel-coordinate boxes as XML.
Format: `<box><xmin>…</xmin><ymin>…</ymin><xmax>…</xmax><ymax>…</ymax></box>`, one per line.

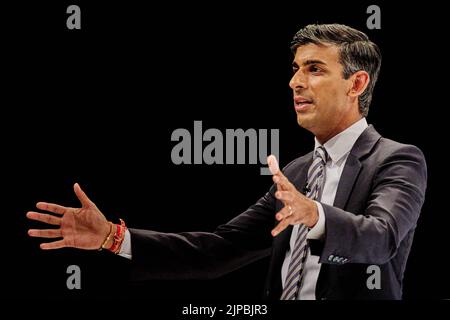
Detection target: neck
<box><xmin>316</xmin><ymin>115</ymin><xmax>363</xmax><ymax>145</ymax></box>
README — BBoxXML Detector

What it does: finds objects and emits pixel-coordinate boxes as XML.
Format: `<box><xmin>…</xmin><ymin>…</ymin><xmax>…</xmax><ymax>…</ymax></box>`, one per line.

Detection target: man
<box><xmin>27</xmin><ymin>24</ymin><xmax>427</xmax><ymax>300</ymax></box>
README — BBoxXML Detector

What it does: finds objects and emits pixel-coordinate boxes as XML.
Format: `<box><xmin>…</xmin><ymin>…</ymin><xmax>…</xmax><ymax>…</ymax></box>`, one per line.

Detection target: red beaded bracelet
<box><xmin>109</xmin><ymin>219</ymin><xmax>127</xmax><ymax>254</ymax></box>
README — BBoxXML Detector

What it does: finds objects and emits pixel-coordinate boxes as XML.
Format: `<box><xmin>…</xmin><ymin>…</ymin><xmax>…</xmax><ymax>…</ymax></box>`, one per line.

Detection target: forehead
<box><xmin>293</xmin><ymin>43</ymin><xmax>341</xmax><ymax>65</ymax></box>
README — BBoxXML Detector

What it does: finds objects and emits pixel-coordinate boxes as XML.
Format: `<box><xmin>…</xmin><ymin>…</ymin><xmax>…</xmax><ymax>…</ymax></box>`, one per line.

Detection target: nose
<box><xmin>289</xmin><ymin>70</ymin><xmax>307</xmax><ymax>90</ymax></box>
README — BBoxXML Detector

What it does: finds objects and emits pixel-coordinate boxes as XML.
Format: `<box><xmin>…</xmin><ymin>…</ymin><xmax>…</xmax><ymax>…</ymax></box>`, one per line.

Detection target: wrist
<box><xmin>108</xmin><ymin>219</ymin><xmax>127</xmax><ymax>254</ymax></box>
<box><xmin>99</xmin><ymin>219</ymin><xmax>127</xmax><ymax>253</ymax></box>
<box><xmin>103</xmin><ymin>223</ymin><xmax>117</xmax><ymax>250</ymax></box>
<box><xmin>99</xmin><ymin>222</ymin><xmax>114</xmax><ymax>250</ymax></box>
<box><xmin>306</xmin><ymin>200</ymin><xmax>319</xmax><ymax>228</ymax></box>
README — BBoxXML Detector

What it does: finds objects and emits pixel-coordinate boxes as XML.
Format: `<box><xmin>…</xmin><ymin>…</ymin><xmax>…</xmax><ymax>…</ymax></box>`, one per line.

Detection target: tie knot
<box><xmin>315</xmin><ymin>146</ymin><xmax>328</xmax><ymax>164</ymax></box>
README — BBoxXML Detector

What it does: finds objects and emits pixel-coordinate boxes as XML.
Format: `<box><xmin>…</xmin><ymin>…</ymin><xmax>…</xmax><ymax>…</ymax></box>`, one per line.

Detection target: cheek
<box><xmin>310</xmin><ymin>80</ymin><xmax>336</xmax><ymax>106</ymax></box>
<box><xmin>314</xmin><ymin>79</ymin><xmax>346</xmax><ymax>106</ymax></box>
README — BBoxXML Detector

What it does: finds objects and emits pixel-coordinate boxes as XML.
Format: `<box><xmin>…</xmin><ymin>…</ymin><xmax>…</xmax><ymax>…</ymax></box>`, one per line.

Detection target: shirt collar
<box><xmin>314</xmin><ymin>117</ymin><xmax>368</xmax><ymax>164</ymax></box>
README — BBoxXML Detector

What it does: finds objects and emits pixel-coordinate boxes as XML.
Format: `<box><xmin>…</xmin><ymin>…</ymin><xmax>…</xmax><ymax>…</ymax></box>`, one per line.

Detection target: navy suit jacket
<box><xmin>128</xmin><ymin>125</ymin><xmax>427</xmax><ymax>299</ymax></box>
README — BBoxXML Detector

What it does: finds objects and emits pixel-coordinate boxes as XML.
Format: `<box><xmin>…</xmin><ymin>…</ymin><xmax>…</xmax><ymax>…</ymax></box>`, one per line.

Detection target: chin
<box><xmin>296</xmin><ymin>113</ymin><xmax>314</xmax><ymax>130</ymax></box>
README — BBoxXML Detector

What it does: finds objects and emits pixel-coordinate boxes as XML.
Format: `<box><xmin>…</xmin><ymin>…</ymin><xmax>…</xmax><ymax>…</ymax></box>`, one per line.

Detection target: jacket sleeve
<box><xmin>128</xmin><ymin>184</ymin><xmax>277</xmax><ymax>281</ymax></box>
<box><xmin>316</xmin><ymin>145</ymin><xmax>427</xmax><ymax>265</ymax></box>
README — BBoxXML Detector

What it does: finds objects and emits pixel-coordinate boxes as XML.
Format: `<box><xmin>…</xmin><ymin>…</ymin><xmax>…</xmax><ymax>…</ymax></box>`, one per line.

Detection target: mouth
<box><xmin>294</xmin><ymin>96</ymin><xmax>313</xmax><ymax>112</ymax></box>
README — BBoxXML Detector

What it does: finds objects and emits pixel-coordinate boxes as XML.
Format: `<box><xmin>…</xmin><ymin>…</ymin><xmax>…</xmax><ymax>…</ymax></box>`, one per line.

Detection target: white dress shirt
<box><xmin>118</xmin><ymin>229</ymin><xmax>132</xmax><ymax>259</ymax></box>
<box><xmin>281</xmin><ymin>117</ymin><xmax>368</xmax><ymax>299</ymax></box>
<box><xmin>118</xmin><ymin>118</ymin><xmax>369</xmax><ymax>299</ymax></box>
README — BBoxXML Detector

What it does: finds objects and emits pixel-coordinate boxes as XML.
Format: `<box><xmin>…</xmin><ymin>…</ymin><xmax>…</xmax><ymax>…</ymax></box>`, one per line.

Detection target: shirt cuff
<box><xmin>118</xmin><ymin>229</ymin><xmax>132</xmax><ymax>260</ymax></box>
<box><xmin>307</xmin><ymin>201</ymin><xmax>326</xmax><ymax>240</ymax></box>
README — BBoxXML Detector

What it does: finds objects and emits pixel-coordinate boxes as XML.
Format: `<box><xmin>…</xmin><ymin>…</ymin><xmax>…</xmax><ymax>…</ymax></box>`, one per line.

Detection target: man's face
<box><xmin>289</xmin><ymin>43</ymin><xmax>356</xmax><ymax>140</ymax></box>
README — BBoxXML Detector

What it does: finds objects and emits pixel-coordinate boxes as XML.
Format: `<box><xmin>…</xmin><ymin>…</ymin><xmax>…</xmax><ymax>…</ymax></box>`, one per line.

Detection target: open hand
<box><xmin>267</xmin><ymin>155</ymin><xmax>319</xmax><ymax>236</ymax></box>
<box><xmin>27</xmin><ymin>183</ymin><xmax>110</xmax><ymax>250</ymax></box>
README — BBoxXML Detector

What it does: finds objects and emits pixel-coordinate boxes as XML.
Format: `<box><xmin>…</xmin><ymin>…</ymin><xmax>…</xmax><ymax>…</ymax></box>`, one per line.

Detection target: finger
<box><xmin>274</xmin><ymin>205</ymin><xmax>293</xmax><ymax>221</ymax></box>
<box><xmin>28</xmin><ymin>228</ymin><xmax>62</xmax><ymax>239</ymax></box>
<box><xmin>276</xmin><ymin>182</ymin><xmax>281</xmax><ymax>194</ymax></box>
<box><xmin>272</xmin><ymin>171</ymin><xmax>295</xmax><ymax>192</ymax></box>
<box><xmin>275</xmin><ymin>191</ymin><xmax>294</xmax><ymax>204</ymax></box>
<box><xmin>36</xmin><ymin>202</ymin><xmax>70</xmax><ymax>215</ymax></box>
<box><xmin>273</xmin><ymin>174</ymin><xmax>286</xmax><ymax>191</ymax></box>
<box><xmin>267</xmin><ymin>155</ymin><xmax>280</xmax><ymax>175</ymax></box>
<box><xmin>26</xmin><ymin>211</ymin><xmax>62</xmax><ymax>226</ymax></box>
<box><xmin>40</xmin><ymin>240</ymin><xmax>66</xmax><ymax>250</ymax></box>
<box><xmin>271</xmin><ymin>215</ymin><xmax>293</xmax><ymax>237</ymax></box>
<box><xmin>74</xmin><ymin>183</ymin><xmax>94</xmax><ymax>208</ymax></box>
<box><xmin>272</xmin><ymin>170</ymin><xmax>290</xmax><ymax>191</ymax></box>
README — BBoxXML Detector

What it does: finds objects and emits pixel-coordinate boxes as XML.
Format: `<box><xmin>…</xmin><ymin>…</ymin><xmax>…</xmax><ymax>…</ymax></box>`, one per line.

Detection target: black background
<box><xmin>2</xmin><ymin>0</ymin><xmax>448</xmax><ymax>310</ymax></box>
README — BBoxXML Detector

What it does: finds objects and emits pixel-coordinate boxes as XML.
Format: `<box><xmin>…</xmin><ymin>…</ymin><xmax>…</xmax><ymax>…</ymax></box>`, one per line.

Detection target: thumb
<box><xmin>270</xmin><ymin>164</ymin><xmax>295</xmax><ymax>192</ymax></box>
<box><xmin>74</xmin><ymin>183</ymin><xmax>94</xmax><ymax>208</ymax></box>
<box><xmin>267</xmin><ymin>154</ymin><xmax>280</xmax><ymax>175</ymax></box>
<box><xmin>268</xmin><ymin>155</ymin><xmax>287</xmax><ymax>190</ymax></box>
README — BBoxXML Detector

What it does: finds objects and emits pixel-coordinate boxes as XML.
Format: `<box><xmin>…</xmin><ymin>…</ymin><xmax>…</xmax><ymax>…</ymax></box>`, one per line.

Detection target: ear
<box><xmin>348</xmin><ymin>71</ymin><xmax>370</xmax><ymax>98</ymax></box>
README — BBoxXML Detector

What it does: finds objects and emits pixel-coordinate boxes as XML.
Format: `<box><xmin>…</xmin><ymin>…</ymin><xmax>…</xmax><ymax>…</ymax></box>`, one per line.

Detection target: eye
<box><xmin>309</xmin><ymin>65</ymin><xmax>322</xmax><ymax>73</ymax></box>
<box><xmin>292</xmin><ymin>66</ymin><xmax>299</xmax><ymax>74</ymax></box>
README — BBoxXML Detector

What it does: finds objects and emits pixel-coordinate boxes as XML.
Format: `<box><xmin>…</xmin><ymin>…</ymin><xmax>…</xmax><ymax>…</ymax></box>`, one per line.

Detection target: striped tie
<box><xmin>280</xmin><ymin>146</ymin><xmax>328</xmax><ymax>300</ymax></box>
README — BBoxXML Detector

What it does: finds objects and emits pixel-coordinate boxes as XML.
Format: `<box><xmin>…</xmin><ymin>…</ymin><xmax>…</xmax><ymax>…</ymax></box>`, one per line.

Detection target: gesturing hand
<box><xmin>27</xmin><ymin>183</ymin><xmax>110</xmax><ymax>250</ymax></box>
<box><xmin>267</xmin><ymin>155</ymin><xmax>319</xmax><ymax>237</ymax></box>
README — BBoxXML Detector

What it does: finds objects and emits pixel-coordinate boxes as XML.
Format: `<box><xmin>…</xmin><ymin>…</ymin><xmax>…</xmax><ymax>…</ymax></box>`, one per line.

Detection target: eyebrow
<box><xmin>292</xmin><ymin>59</ymin><xmax>327</xmax><ymax>68</ymax></box>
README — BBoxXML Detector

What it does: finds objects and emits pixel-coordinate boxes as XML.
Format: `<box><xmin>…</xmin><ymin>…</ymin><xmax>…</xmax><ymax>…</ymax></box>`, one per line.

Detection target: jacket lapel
<box><xmin>333</xmin><ymin>154</ymin><xmax>362</xmax><ymax>209</ymax></box>
<box><xmin>333</xmin><ymin>125</ymin><xmax>381</xmax><ymax>209</ymax></box>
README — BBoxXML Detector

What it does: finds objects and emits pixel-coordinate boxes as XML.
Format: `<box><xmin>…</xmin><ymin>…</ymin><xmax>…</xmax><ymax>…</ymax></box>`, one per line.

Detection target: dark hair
<box><xmin>291</xmin><ymin>24</ymin><xmax>381</xmax><ymax>116</ymax></box>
